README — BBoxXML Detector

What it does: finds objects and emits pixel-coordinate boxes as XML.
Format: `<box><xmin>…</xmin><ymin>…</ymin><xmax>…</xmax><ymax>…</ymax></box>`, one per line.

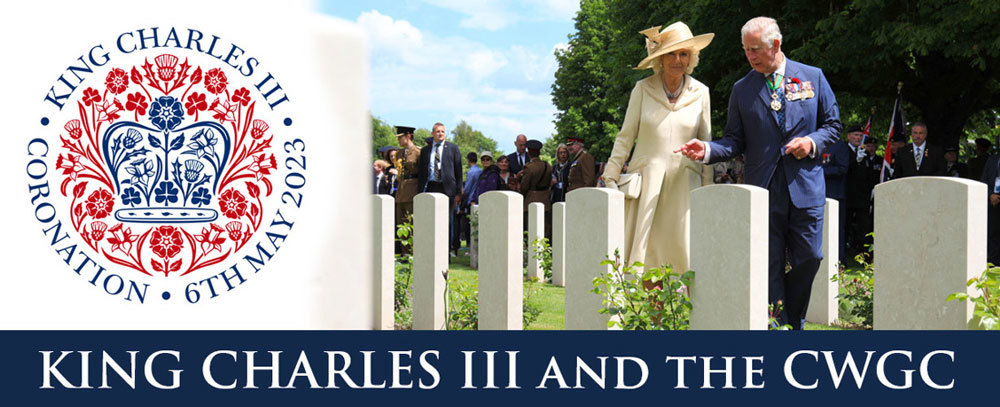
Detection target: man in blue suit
<box><xmin>676</xmin><ymin>16</ymin><xmax>841</xmax><ymax>329</ymax></box>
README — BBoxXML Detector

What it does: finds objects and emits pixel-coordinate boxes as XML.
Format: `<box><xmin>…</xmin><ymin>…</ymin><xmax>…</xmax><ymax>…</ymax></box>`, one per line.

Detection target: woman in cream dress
<box><xmin>601</xmin><ymin>22</ymin><xmax>714</xmax><ymax>273</ymax></box>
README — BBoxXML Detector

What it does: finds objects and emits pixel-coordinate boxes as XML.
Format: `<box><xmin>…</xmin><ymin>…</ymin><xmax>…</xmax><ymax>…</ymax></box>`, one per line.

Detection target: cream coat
<box><xmin>602</xmin><ymin>74</ymin><xmax>713</xmax><ymax>273</ymax></box>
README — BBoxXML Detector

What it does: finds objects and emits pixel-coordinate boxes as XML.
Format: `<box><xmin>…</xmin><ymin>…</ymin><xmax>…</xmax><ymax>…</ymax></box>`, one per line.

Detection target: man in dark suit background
<box><xmin>419</xmin><ymin>122</ymin><xmax>464</xmax><ymax>256</ymax></box>
<box><xmin>676</xmin><ymin>16</ymin><xmax>841</xmax><ymax>329</ymax></box>
<box><xmin>507</xmin><ymin>134</ymin><xmax>528</xmax><ymax>176</ymax></box>
<box><xmin>892</xmin><ymin>123</ymin><xmax>946</xmax><ymax>178</ymax></box>
<box><xmin>981</xmin><ymin>152</ymin><xmax>1000</xmax><ymax>266</ymax></box>
<box><xmin>823</xmin><ymin>130</ymin><xmax>851</xmax><ymax>263</ymax></box>
<box><xmin>844</xmin><ymin>127</ymin><xmax>872</xmax><ymax>258</ymax></box>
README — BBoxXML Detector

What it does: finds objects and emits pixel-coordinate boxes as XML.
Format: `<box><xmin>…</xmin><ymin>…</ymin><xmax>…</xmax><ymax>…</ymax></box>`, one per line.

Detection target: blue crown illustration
<box><xmin>102</xmin><ymin>96</ymin><xmax>231</xmax><ymax>223</ymax></box>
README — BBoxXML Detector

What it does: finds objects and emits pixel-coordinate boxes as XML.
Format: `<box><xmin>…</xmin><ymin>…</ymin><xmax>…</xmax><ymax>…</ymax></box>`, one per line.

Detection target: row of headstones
<box><xmin>372</xmin><ymin>177</ymin><xmax>986</xmax><ymax>330</ymax></box>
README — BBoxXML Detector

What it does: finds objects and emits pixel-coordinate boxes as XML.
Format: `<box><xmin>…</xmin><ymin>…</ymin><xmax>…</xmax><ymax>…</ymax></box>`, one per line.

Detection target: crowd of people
<box><xmin>373</xmin><ymin>125</ymin><xmax>601</xmax><ymax>257</ymax></box>
<box><xmin>372</xmin><ymin>16</ymin><xmax>1000</xmax><ymax>330</ymax></box>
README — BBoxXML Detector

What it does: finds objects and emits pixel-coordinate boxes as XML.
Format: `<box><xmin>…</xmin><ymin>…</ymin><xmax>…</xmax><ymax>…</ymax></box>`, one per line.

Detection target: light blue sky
<box><xmin>319</xmin><ymin>0</ymin><xmax>578</xmax><ymax>154</ymax></box>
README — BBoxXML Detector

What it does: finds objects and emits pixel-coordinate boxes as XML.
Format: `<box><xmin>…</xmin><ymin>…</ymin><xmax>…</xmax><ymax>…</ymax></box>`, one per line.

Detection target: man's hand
<box><xmin>674</xmin><ymin>139</ymin><xmax>706</xmax><ymax>161</ymax></box>
<box><xmin>990</xmin><ymin>194</ymin><xmax>1000</xmax><ymax>207</ymax></box>
<box><xmin>784</xmin><ymin>137</ymin><xmax>813</xmax><ymax>159</ymax></box>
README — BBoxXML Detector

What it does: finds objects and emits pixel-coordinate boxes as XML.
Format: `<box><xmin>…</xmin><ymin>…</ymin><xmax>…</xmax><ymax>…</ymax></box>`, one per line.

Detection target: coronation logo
<box><xmin>25</xmin><ymin>27</ymin><xmax>307</xmax><ymax>304</ymax></box>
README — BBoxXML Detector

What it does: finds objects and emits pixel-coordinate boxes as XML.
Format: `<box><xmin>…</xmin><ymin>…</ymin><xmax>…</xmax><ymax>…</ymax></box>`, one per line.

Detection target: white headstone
<box><xmin>690</xmin><ymin>184</ymin><xmax>769</xmax><ymax>330</ymax></box>
<box><xmin>373</xmin><ymin>195</ymin><xmax>395</xmax><ymax>330</ymax></box>
<box><xmin>551</xmin><ymin>202</ymin><xmax>566</xmax><ymax>287</ymax></box>
<box><xmin>470</xmin><ymin>204</ymin><xmax>479</xmax><ymax>268</ymax></box>
<box><xmin>874</xmin><ymin>177</ymin><xmax>986</xmax><ymax>330</ymax></box>
<box><xmin>478</xmin><ymin>191</ymin><xmax>523</xmax><ymax>330</ymax></box>
<box><xmin>527</xmin><ymin>202</ymin><xmax>544</xmax><ymax>281</ymax></box>
<box><xmin>565</xmin><ymin>188</ymin><xmax>624</xmax><ymax>330</ymax></box>
<box><xmin>413</xmin><ymin>192</ymin><xmax>448</xmax><ymax>330</ymax></box>
<box><xmin>807</xmin><ymin>198</ymin><xmax>839</xmax><ymax>325</ymax></box>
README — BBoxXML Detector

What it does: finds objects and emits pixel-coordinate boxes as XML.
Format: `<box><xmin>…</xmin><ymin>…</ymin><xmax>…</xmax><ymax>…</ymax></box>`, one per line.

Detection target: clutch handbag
<box><xmin>617</xmin><ymin>173</ymin><xmax>641</xmax><ymax>200</ymax></box>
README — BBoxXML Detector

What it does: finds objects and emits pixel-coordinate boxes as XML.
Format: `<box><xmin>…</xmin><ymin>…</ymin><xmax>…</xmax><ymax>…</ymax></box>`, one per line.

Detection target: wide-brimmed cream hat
<box><xmin>634</xmin><ymin>22</ymin><xmax>714</xmax><ymax>70</ymax></box>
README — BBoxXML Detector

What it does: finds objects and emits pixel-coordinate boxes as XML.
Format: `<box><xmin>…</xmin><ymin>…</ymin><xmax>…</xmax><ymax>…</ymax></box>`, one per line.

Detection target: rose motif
<box><xmin>204</xmin><ymin>68</ymin><xmax>228</xmax><ymax>94</ymax></box>
<box><xmin>218</xmin><ymin>189</ymin><xmax>248</xmax><ymax>219</ymax></box>
<box><xmin>149</xmin><ymin>225</ymin><xmax>183</xmax><ymax>259</ymax></box>
<box><xmin>85</xmin><ymin>189</ymin><xmax>115</xmax><ymax>219</ymax></box>
<box><xmin>125</xmin><ymin>92</ymin><xmax>148</xmax><ymax>115</ymax></box>
<box><xmin>149</xmin><ymin>96</ymin><xmax>184</xmax><ymax>131</ymax></box>
<box><xmin>105</xmin><ymin>68</ymin><xmax>129</xmax><ymax>94</ymax></box>
<box><xmin>231</xmin><ymin>87</ymin><xmax>250</xmax><ymax>106</ymax></box>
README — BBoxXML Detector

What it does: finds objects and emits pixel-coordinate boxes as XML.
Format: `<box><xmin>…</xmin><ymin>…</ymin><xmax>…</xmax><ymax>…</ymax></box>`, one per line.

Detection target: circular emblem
<box><xmin>26</xmin><ymin>28</ymin><xmax>306</xmax><ymax>304</ymax></box>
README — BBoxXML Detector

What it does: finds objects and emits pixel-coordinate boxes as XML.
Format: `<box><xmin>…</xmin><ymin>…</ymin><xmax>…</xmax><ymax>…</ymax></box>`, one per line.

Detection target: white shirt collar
<box><xmin>767</xmin><ymin>54</ymin><xmax>787</xmax><ymax>80</ymax></box>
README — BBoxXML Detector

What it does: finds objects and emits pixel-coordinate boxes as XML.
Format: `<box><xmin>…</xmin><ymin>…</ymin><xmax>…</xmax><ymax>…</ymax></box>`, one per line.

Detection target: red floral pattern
<box><xmin>204</xmin><ymin>68</ymin><xmax>228</xmax><ymax>94</ymax></box>
<box><xmin>105</xmin><ymin>68</ymin><xmax>129</xmax><ymax>94</ymax></box>
<box><xmin>218</xmin><ymin>189</ymin><xmax>248</xmax><ymax>218</ymax></box>
<box><xmin>85</xmin><ymin>189</ymin><xmax>114</xmax><ymax>219</ymax></box>
<box><xmin>53</xmin><ymin>55</ymin><xmax>279</xmax><ymax>278</ymax></box>
<box><xmin>149</xmin><ymin>226</ymin><xmax>183</xmax><ymax>259</ymax></box>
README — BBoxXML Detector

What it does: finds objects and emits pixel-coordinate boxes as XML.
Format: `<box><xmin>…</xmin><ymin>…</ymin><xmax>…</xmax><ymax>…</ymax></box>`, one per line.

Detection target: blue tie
<box><xmin>771</xmin><ymin>73</ymin><xmax>786</xmax><ymax>133</ymax></box>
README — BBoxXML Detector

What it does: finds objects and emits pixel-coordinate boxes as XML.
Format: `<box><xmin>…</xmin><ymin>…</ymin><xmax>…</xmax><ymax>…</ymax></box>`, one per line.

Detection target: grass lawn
<box><xmin>445</xmin><ymin>248</ymin><xmax>846</xmax><ymax>331</ymax></box>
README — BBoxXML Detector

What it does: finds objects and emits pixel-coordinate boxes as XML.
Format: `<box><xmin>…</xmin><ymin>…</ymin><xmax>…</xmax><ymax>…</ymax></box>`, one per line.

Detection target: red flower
<box><xmin>204</xmin><ymin>68</ymin><xmax>228</xmax><ymax>94</ymax></box>
<box><xmin>231</xmin><ymin>87</ymin><xmax>250</xmax><ymax>106</ymax></box>
<box><xmin>85</xmin><ymin>189</ymin><xmax>115</xmax><ymax>219</ymax></box>
<box><xmin>64</xmin><ymin>120</ymin><xmax>83</xmax><ymax>139</ymax></box>
<box><xmin>185</xmin><ymin>92</ymin><xmax>208</xmax><ymax>115</ymax></box>
<box><xmin>107</xmin><ymin>223</ymin><xmax>138</xmax><ymax>255</ymax></box>
<box><xmin>218</xmin><ymin>189</ymin><xmax>248</xmax><ymax>219</ymax></box>
<box><xmin>90</xmin><ymin>221</ymin><xmax>107</xmax><ymax>242</ymax></box>
<box><xmin>248</xmin><ymin>153</ymin><xmax>277</xmax><ymax>181</ymax></box>
<box><xmin>251</xmin><ymin>119</ymin><xmax>268</xmax><ymax>139</ymax></box>
<box><xmin>56</xmin><ymin>154</ymin><xmax>85</xmax><ymax>180</ymax></box>
<box><xmin>226</xmin><ymin>221</ymin><xmax>243</xmax><ymax>241</ymax></box>
<box><xmin>82</xmin><ymin>87</ymin><xmax>102</xmax><ymax>106</ymax></box>
<box><xmin>125</xmin><ymin>92</ymin><xmax>148</xmax><ymax>115</ymax></box>
<box><xmin>194</xmin><ymin>223</ymin><xmax>226</xmax><ymax>254</ymax></box>
<box><xmin>105</xmin><ymin>68</ymin><xmax>129</xmax><ymax>94</ymax></box>
<box><xmin>149</xmin><ymin>225</ymin><xmax>184</xmax><ymax>259</ymax></box>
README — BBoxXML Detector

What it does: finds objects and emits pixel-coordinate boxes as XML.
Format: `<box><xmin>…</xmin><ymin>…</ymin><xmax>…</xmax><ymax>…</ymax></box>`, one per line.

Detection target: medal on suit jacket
<box><xmin>766</xmin><ymin>73</ymin><xmax>783</xmax><ymax>111</ymax></box>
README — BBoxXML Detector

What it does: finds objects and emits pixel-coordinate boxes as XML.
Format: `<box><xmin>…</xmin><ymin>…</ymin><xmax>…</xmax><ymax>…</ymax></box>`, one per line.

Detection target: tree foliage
<box><xmin>371</xmin><ymin>115</ymin><xmax>397</xmax><ymax>160</ymax></box>
<box><xmin>552</xmin><ymin>0</ymin><xmax>1000</xmax><ymax>160</ymax></box>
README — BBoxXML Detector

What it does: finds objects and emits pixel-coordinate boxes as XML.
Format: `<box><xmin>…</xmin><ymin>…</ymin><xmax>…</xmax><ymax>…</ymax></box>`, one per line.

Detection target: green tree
<box><xmin>552</xmin><ymin>0</ymin><xmax>629</xmax><ymax>162</ymax></box>
<box><xmin>371</xmin><ymin>115</ymin><xmax>397</xmax><ymax>159</ymax></box>
<box><xmin>450</xmin><ymin>120</ymin><xmax>501</xmax><ymax>173</ymax></box>
<box><xmin>553</xmin><ymin>0</ymin><xmax>1000</xmax><ymax>157</ymax></box>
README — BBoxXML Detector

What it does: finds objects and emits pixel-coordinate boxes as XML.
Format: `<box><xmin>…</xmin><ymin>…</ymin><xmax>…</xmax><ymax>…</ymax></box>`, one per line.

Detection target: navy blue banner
<box><xmin>0</xmin><ymin>331</ymin><xmax>994</xmax><ymax>404</ymax></box>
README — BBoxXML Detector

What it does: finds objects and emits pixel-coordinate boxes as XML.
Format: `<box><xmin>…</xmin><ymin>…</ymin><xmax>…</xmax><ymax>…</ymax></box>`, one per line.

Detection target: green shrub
<box><xmin>948</xmin><ymin>265</ymin><xmax>1000</xmax><ymax>330</ymax></box>
<box><xmin>833</xmin><ymin>251</ymin><xmax>874</xmax><ymax>328</ymax></box>
<box><xmin>591</xmin><ymin>249</ymin><xmax>693</xmax><ymax>330</ymax></box>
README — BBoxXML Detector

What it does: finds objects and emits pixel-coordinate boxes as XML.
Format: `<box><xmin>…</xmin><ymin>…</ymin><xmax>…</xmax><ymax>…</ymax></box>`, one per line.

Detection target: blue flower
<box><xmin>121</xmin><ymin>187</ymin><xmax>142</xmax><ymax>206</ymax></box>
<box><xmin>184</xmin><ymin>159</ymin><xmax>204</xmax><ymax>183</ymax></box>
<box><xmin>123</xmin><ymin>129</ymin><xmax>143</xmax><ymax>149</ymax></box>
<box><xmin>153</xmin><ymin>181</ymin><xmax>179</xmax><ymax>204</ymax></box>
<box><xmin>191</xmin><ymin>187</ymin><xmax>211</xmax><ymax>206</ymax></box>
<box><xmin>149</xmin><ymin>96</ymin><xmax>184</xmax><ymax>131</ymax></box>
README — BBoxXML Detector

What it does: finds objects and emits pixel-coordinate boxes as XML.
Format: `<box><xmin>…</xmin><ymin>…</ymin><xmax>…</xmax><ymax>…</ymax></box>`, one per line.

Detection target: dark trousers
<box><xmin>768</xmin><ymin>164</ymin><xmax>824</xmax><ymax>330</ymax></box>
<box><xmin>425</xmin><ymin>182</ymin><xmax>458</xmax><ymax>252</ymax></box>
<box><xmin>989</xmin><ymin>204</ymin><xmax>1000</xmax><ymax>266</ymax></box>
<box><xmin>845</xmin><ymin>205</ymin><xmax>872</xmax><ymax>259</ymax></box>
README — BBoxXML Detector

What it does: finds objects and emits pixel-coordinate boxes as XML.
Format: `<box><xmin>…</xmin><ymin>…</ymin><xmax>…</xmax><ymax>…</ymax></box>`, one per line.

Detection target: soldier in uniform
<box><xmin>566</xmin><ymin>136</ymin><xmax>596</xmax><ymax>192</ymax></box>
<box><xmin>394</xmin><ymin>126</ymin><xmax>421</xmax><ymax>229</ymax></box>
<box><xmin>517</xmin><ymin>140</ymin><xmax>553</xmax><ymax>235</ymax></box>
